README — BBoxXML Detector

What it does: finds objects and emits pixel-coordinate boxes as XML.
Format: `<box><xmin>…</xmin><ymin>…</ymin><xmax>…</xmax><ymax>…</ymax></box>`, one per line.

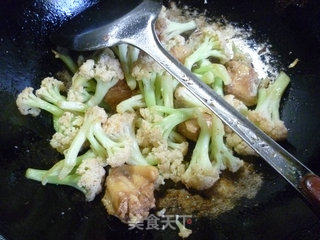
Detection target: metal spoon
<box><xmin>52</xmin><ymin>0</ymin><xmax>320</xmax><ymax>214</ymax></box>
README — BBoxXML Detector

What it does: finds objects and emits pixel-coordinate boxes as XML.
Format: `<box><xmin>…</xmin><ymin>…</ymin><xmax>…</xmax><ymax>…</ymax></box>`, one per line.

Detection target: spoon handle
<box><xmin>127</xmin><ymin>17</ymin><xmax>320</xmax><ymax>215</ymax></box>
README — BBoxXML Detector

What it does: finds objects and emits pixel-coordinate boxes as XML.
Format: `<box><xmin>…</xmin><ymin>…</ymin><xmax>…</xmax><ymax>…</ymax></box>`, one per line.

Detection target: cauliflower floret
<box><xmin>68</xmin><ymin>59</ymin><xmax>95</xmax><ymax>102</ymax></box>
<box><xmin>224</xmin><ymin>94</ymin><xmax>248</xmax><ymax>115</ymax></box>
<box><xmin>76</xmin><ymin>157</ymin><xmax>106</xmax><ymax>201</ymax></box>
<box><xmin>35</xmin><ymin>77</ymin><xmax>66</xmax><ymax>105</ymax></box>
<box><xmin>176</xmin><ymin>217</ymin><xmax>192</xmax><ymax>239</ymax></box>
<box><xmin>247</xmin><ymin>111</ymin><xmax>288</xmax><ymax>141</ymax></box>
<box><xmin>225</xmin><ymin>130</ymin><xmax>257</xmax><ymax>156</ymax></box>
<box><xmin>247</xmin><ymin>72</ymin><xmax>290</xmax><ymax>141</ymax></box>
<box><xmin>58</xmin><ymin>106</ymin><xmax>109</xmax><ymax>179</ymax></box>
<box><xmin>147</xmin><ymin>144</ymin><xmax>185</xmax><ymax>183</ymax></box>
<box><xmin>103</xmin><ymin>112</ymin><xmax>136</xmax><ymax>140</ymax></box>
<box><xmin>16</xmin><ymin>87</ymin><xmax>63</xmax><ymax>117</ymax></box>
<box><xmin>139</xmin><ymin>108</ymin><xmax>163</xmax><ymax>123</ymax></box>
<box><xmin>136</xmin><ymin>119</ymin><xmax>164</xmax><ymax>148</ymax></box>
<box><xmin>182</xmin><ymin>162</ymin><xmax>219</xmax><ymax>191</ymax></box>
<box><xmin>170</xmin><ymin>40</ymin><xmax>193</xmax><ymax>63</ymax></box>
<box><xmin>184</xmin><ymin>26</ymin><xmax>229</xmax><ymax>69</ymax></box>
<box><xmin>25</xmin><ymin>153</ymin><xmax>105</xmax><ymax>202</ymax></box>
<box><xmin>100</xmin><ymin>112</ymin><xmax>150</xmax><ymax>167</ymax></box>
<box><xmin>132</xmin><ymin>53</ymin><xmax>164</xmax><ymax>81</ymax></box>
<box><xmin>50</xmin><ymin>112</ymin><xmax>84</xmax><ymax>153</ymax></box>
<box><xmin>105</xmin><ymin>143</ymin><xmax>132</xmax><ymax>168</ymax></box>
<box><xmin>77</xmin><ymin>59</ymin><xmax>95</xmax><ymax>80</ymax></box>
<box><xmin>93</xmin><ymin>49</ymin><xmax>124</xmax><ymax>82</ymax></box>
<box><xmin>156</xmin><ymin>6</ymin><xmax>196</xmax><ymax>49</ymax></box>
<box><xmin>182</xmin><ymin>116</ymin><xmax>220</xmax><ymax>190</ymax></box>
<box><xmin>68</xmin><ymin>49</ymin><xmax>124</xmax><ymax>108</ymax></box>
<box><xmin>16</xmin><ymin>87</ymin><xmax>41</xmax><ymax>116</ymax></box>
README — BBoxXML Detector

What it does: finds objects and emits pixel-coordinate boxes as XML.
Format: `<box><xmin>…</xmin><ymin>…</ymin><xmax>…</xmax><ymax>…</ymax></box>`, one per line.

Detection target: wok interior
<box><xmin>0</xmin><ymin>0</ymin><xmax>319</xmax><ymax>239</ymax></box>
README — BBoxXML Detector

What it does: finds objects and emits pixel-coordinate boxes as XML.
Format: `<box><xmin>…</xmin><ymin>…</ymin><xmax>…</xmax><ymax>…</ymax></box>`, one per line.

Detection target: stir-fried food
<box><xmin>16</xmin><ymin>4</ymin><xmax>290</xmax><ymax>238</ymax></box>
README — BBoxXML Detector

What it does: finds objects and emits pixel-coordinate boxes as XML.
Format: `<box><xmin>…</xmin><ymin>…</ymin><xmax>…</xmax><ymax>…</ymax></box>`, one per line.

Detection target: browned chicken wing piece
<box><xmin>170</xmin><ymin>45</ymin><xmax>192</xmax><ymax>63</ymax></box>
<box><xmin>104</xmin><ymin>80</ymin><xmax>133</xmax><ymax>111</ymax></box>
<box><xmin>102</xmin><ymin>165</ymin><xmax>159</xmax><ymax>224</ymax></box>
<box><xmin>225</xmin><ymin>60</ymin><xmax>260</xmax><ymax>106</ymax></box>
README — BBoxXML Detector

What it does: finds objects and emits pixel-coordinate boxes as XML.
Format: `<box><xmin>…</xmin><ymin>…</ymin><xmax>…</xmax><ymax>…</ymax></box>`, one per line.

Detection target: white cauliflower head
<box><xmin>148</xmin><ymin>144</ymin><xmax>185</xmax><ymax>183</ymax></box>
<box><xmin>94</xmin><ymin>49</ymin><xmax>124</xmax><ymax>82</ymax></box>
<box><xmin>35</xmin><ymin>77</ymin><xmax>66</xmax><ymax>104</ymax></box>
<box><xmin>182</xmin><ymin>163</ymin><xmax>220</xmax><ymax>191</ymax></box>
<box><xmin>76</xmin><ymin>157</ymin><xmax>106</xmax><ymax>201</ymax></box>
<box><xmin>132</xmin><ymin>53</ymin><xmax>164</xmax><ymax>81</ymax></box>
<box><xmin>136</xmin><ymin>119</ymin><xmax>164</xmax><ymax>148</ymax></box>
<box><xmin>103</xmin><ymin>112</ymin><xmax>136</xmax><ymax>141</ymax></box>
<box><xmin>77</xmin><ymin>59</ymin><xmax>95</xmax><ymax>80</ymax></box>
<box><xmin>83</xmin><ymin>106</ymin><xmax>108</xmax><ymax>127</ymax></box>
<box><xmin>50</xmin><ymin>112</ymin><xmax>83</xmax><ymax>153</ymax></box>
<box><xmin>16</xmin><ymin>87</ymin><xmax>41</xmax><ymax>116</ymax></box>
<box><xmin>225</xmin><ymin>131</ymin><xmax>257</xmax><ymax>156</ymax></box>
<box><xmin>247</xmin><ymin>111</ymin><xmax>288</xmax><ymax>141</ymax></box>
<box><xmin>105</xmin><ymin>142</ymin><xmax>132</xmax><ymax>168</ymax></box>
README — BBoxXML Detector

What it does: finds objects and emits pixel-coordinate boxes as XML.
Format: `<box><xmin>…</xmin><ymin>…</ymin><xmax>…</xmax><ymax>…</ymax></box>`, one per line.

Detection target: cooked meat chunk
<box><xmin>170</xmin><ymin>44</ymin><xmax>192</xmax><ymax>63</ymax></box>
<box><xmin>104</xmin><ymin>80</ymin><xmax>133</xmax><ymax>111</ymax></box>
<box><xmin>102</xmin><ymin>165</ymin><xmax>159</xmax><ymax>224</ymax></box>
<box><xmin>225</xmin><ymin>60</ymin><xmax>260</xmax><ymax>106</ymax></box>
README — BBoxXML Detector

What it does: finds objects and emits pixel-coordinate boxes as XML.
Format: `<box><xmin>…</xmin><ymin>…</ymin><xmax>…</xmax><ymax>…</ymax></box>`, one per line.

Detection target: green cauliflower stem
<box><xmin>116</xmin><ymin>94</ymin><xmax>146</xmax><ymax>113</ymax></box>
<box><xmin>157</xmin><ymin>73</ymin><xmax>178</xmax><ymax>108</ymax></box>
<box><xmin>210</xmin><ymin>114</ymin><xmax>244</xmax><ymax>172</ymax></box>
<box><xmin>52</xmin><ymin>49</ymin><xmax>78</xmax><ymax>74</ymax></box>
<box><xmin>132</xmin><ymin>54</ymin><xmax>164</xmax><ymax>107</ymax></box>
<box><xmin>193</xmin><ymin>62</ymin><xmax>231</xmax><ymax>88</ymax></box>
<box><xmin>174</xmin><ymin>86</ymin><xmax>205</xmax><ymax>108</ymax></box>
<box><xmin>113</xmin><ymin>44</ymin><xmax>140</xmax><ymax>90</ymax></box>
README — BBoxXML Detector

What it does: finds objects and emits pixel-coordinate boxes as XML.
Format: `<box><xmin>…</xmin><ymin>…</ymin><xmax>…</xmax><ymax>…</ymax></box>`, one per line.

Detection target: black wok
<box><xmin>0</xmin><ymin>0</ymin><xmax>320</xmax><ymax>239</ymax></box>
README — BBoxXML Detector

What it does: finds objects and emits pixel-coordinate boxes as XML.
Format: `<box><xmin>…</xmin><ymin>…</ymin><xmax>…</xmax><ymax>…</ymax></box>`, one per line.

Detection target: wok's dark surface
<box><xmin>0</xmin><ymin>0</ymin><xmax>320</xmax><ymax>239</ymax></box>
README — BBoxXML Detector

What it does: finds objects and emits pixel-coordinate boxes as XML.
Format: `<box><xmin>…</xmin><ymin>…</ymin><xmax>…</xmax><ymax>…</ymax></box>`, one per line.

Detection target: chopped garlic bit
<box><xmin>176</xmin><ymin>215</ymin><xmax>192</xmax><ymax>238</ymax></box>
<box><xmin>288</xmin><ymin>58</ymin><xmax>299</xmax><ymax>68</ymax></box>
<box><xmin>156</xmin><ymin>208</ymin><xmax>166</xmax><ymax>217</ymax></box>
